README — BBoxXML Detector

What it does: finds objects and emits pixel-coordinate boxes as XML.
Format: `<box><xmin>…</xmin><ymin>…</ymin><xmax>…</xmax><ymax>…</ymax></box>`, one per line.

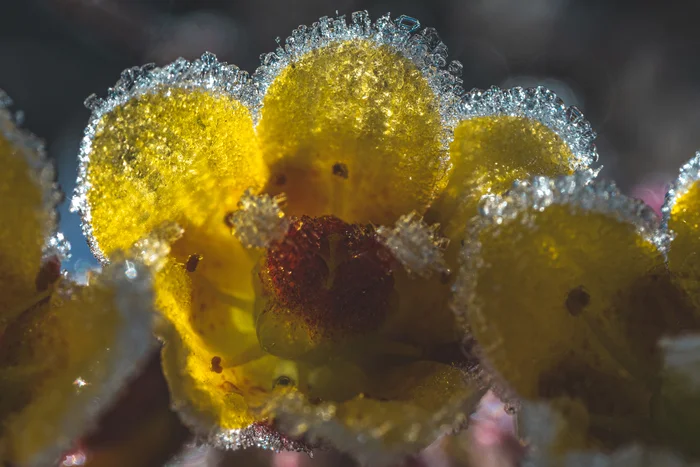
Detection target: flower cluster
<box><xmin>2</xmin><ymin>11</ymin><xmax>700</xmax><ymax>467</ymax></box>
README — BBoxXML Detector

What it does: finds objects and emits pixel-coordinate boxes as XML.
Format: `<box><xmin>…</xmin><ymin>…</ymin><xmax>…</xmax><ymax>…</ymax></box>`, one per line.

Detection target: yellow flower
<box><xmin>0</xmin><ymin>91</ymin><xmax>156</xmax><ymax>466</ymax></box>
<box><xmin>73</xmin><ymin>12</ymin><xmax>597</xmax><ymax>461</ymax></box>
<box><xmin>455</xmin><ymin>151</ymin><xmax>700</xmax><ymax>461</ymax></box>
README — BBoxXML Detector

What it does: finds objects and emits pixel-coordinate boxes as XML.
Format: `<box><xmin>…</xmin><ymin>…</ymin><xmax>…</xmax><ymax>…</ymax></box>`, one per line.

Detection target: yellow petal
<box><xmin>156</xmin><ymin>259</ymin><xmax>275</xmax><ymax>433</ymax></box>
<box><xmin>663</xmin><ymin>151</ymin><xmax>700</xmax><ymax>317</ymax></box>
<box><xmin>157</xmin><ymin>254</ymin><xmax>477</xmax><ymax>457</ymax></box>
<box><xmin>455</xmin><ymin>173</ymin><xmax>698</xmax><ymax>446</ymax></box>
<box><xmin>75</xmin><ymin>54</ymin><xmax>267</xmax><ymax>262</ymax></box>
<box><xmin>255</xmin><ymin>13</ymin><xmax>460</xmax><ymax>225</ymax></box>
<box><xmin>0</xmin><ymin>259</ymin><xmax>155</xmax><ymax>466</ymax></box>
<box><xmin>0</xmin><ymin>92</ymin><xmax>59</xmax><ymax>321</ymax></box>
<box><xmin>424</xmin><ymin>87</ymin><xmax>597</xmax><ymax>269</ymax></box>
<box><xmin>257</xmin><ymin>360</ymin><xmax>484</xmax><ymax>464</ymax></box>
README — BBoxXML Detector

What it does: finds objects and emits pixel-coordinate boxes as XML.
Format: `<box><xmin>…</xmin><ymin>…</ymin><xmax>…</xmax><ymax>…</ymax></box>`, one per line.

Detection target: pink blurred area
<box><xmin>630</xmin><ymin>177</ymin><xmax>672</xmax><ymax>216</ymax></box>
<box><xmin>156</xmin><ymin>391</ymin><xmax>521</xmax><ymax>467</ymax></box>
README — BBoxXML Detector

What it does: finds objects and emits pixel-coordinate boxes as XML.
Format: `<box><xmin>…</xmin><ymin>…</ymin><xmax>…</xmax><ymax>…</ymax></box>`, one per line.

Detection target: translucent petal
<box><xmin>662</xmin><ymin>151</ymin><xmax>700</xmax><ymax>316</ymax></box>
<box><xmin>257</xmin><ymin>361</ymin><xmax>485</xmax><ymax>465</ymax></box>
<box><xmin>455</xmin><ymin>174</ymin><xmax>698</xmax><ymax>446</ymax></box>
<box><xmin>157</xmin><ymin>249</ymin><xmax>478</xmax><ymax>457</ymax></box>
<box><xmin>425</xmin><ymin>86</ymin><xmax>596</xmax><ymax>270</ymax></box>
<box><xmin>74</xmin><ymin>54</ymin><xmax>267</xmax><ymax>263</ymax></box>
<box><xmin>0</xmin><ymin>260</ymin><xmax>154</xmax><ymax>466</ymax></box>
<box><xmin>255</xmin><ymin>14</ymin><xmax>456</xmax><ymax>225</ymax></box>
<box><xmin>0</xmin><ymin>92</ymin><xmax>59</xmax><ymax>321</ymax></box>
<box><xmin>156</xmin><ymin>259</ymin><xmax>276</xmax><ymax>433</ymax></box>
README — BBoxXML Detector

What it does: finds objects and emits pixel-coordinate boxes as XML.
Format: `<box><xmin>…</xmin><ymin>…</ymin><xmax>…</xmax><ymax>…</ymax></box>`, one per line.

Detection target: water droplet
<box><xmin>124</xmin><ymin>260</ymin><xmax>138</xmax><ymax>280</ymax></box>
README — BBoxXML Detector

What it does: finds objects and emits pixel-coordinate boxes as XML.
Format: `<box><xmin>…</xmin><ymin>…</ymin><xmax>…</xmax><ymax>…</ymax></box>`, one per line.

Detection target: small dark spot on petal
<box><xmin>275</xmin><ymin>173</ymin><xmax>287</xmax><ymax>186</ymax></box>
<box><xmin>224</xmin><ymin>212</ymin><xmax>235</xmax><ymax>228</ymax></box>
<box><xmin>273</xmin><ymin>375</ymin><xmax>294</xmax><ymax>388</ymax></box>
<box><xmin>566</xmin><ymin>286</ymin><xmax>590</xmax><ymax>316</ymax></box>
<box><xmin>186</xmin><ymin>254</ymin><xmax>201</xmax><ymax>273</ymax></box>
<box><xmin>332</xmin><ymin>162</ymin><xmax>349</xmax><ymax>179</ymax></box>
<box><xmin>211</xmin><ymin>356</ymin><xmax>223</xmax><ymax>373</ymax></box>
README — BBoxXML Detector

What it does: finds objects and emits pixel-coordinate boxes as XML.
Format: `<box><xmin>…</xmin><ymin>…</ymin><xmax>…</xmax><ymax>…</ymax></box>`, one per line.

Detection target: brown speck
<box><xmin>566</xmin><ymin>286</ymin><xmax>590</xmax><ymax>316</ymax></box>
<box><xmin>186</xmin><ymin>254</ymin><xmax>201</xmax><ymax>273</ymax></box>
<box><xmin>210</xmin><ymin>356</ymin><xmax>223</xmax><ymax>373</ymax></box>
<box><xmin>224</xmin><ymin>212</ymin><xmax>236</xmax><ymax>228</ymax></box>
<box><xmin>332</xmin><ymin>162</ymin><xmax>349</xmax><ymax>179</ymax></box>
<box><xmin>273</xmin><ymin>375</ymin><xmax>294</xmax><ymax>388</ymax></box>
<box><xmin>275</xmin><ymin>173</ymin><xmax>287</xmax><ymax>186</ymax></box>
<box><xmin>220</xmin><ymin>381</ymin><xmax>240</xmax><ymax>393</ymax></box>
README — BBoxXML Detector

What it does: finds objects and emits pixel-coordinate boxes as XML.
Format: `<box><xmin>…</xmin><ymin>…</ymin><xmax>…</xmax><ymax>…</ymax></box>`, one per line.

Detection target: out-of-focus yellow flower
<box><xmin>74</xmin><ymin>12</ymin><xmax>598</xmax><ymax>462</ymax></box>
<box><xmin>454</xmin><ymin>152</ymin><xmax>700</xmax><ymax>463</ymax></box>
<box><xmin>0</xmin><ymin>91</ymin><xmax>156</xmax><ymax>466</ymax></box>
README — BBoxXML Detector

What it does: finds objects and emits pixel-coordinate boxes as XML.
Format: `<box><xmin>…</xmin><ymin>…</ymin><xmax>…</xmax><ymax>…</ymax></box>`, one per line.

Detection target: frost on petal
<box><xmin>453</xmin><ymin>173</ymin><xmax>700</xmax><ymax>447</ymax></box>
<box><xmin>376</xmin><ymin>211</ymin><xmax>449</xmax><ymax>278</ymax></box>
<box><xmin>0</xmin><ymin>259</ymin><xmax>155</xmax><ymax>466</ymax></box>
<box><xmin>73</xmin><ymin>53</ymin><xmax>267</xmax><ymax>263</ymax></box>
<box><xmin>254</xmin><ymin>12</ymin><xmax>460</xmax><ymax>225</ymax></box>
<box><xmin>424</xmin><ymin>87</ymin><xmax>598</xmax><ymax>272</ymax></box>
<box><xmin>0</xmin><ymin>91</ymin><xmax>60</xmax><ymax>322</ymax></box>
<box><xmin>130</xmin><ymin>221</ymin><xmax>184</xmax><ymax>269</ymax></box>
<box><xmin>255</xmin><ymin>361</ymin><xmax>485</xmax><ymax>466</ymax></box>
<box><xmin>209</xmin><ymin>422</ymin><xmax>309</xmax><ymax>453</ymax></box>
<box><xmin>662</xmin><ymin>151</ymin><xmax>700</xmax><ymax>316</ymax></box>
<box><xmin>228</xmin><ymin>189</ymin><xmax>290</xmax><ymax>249</ymax></box>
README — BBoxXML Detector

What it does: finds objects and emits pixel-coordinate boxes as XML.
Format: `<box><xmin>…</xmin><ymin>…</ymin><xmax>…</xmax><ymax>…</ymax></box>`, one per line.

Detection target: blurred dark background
<box><xmin>2</xmin><ymin>0</ymin><xmax>700</xmax><ymax>270</ymax></box>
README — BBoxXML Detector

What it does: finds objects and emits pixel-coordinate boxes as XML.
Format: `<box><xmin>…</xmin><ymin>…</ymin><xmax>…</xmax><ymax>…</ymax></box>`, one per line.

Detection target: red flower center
<box><xmin>256</xmin><ymin>215</ymin><xmax>396</xmax><ymax>357</ymax></box>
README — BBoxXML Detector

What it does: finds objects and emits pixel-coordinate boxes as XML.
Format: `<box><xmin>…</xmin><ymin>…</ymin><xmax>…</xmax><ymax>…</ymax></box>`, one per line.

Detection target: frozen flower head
<box><xmin>0</xmin><ymin>91</ymin><xmax>156</xmax><ymax>466</ymax></box>
<box><xmin>453</xmin><ymin>143</ymin><xmax>700</xmax><ymax>461</ymax></box>
<box><xmin>74</xmin><ymin>11</ymin><xmax>600</xmax><ymax>464</ymax></box>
